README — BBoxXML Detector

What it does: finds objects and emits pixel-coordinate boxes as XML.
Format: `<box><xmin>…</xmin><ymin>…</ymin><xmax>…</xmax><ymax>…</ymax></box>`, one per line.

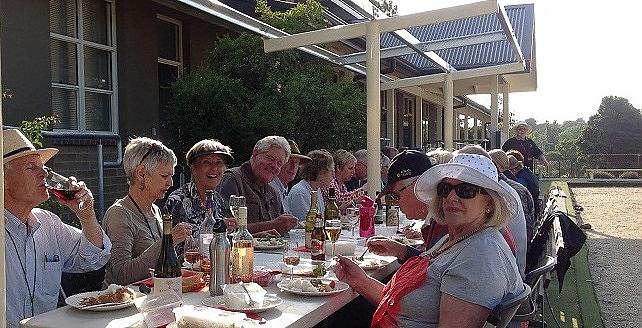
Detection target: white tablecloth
<box><xmin>20</xmin><ymin>249</ymin><xmax>399</xmax><ymax>328</ymax></box>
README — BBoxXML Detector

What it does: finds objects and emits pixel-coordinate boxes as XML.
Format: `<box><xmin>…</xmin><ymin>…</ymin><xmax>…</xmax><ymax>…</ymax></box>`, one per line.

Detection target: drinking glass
<box><xmin>183</xmin><ymin>234</ymin><xmax>201</xmax><ymax>271</ymax></box>
<box><xmin>229</xmin><ymin>195</ymin><xmax>246</xmax><ymax>219</ymax></box>
<box><xmin>347</xmin><ymin>207</ymin><xmax>359</xmax><ymax>237</ymax></box>
<box><xmin>45</xmin><ymin>167</ymin><xmax>85</xmax><ymax>210</ymax></box>
<box><xmin>325</xmin><ymin>219</ymin><xmax>342</xmax><ymax>258</ymax></box>
<box><xmin>282</xmin><ymin>241</ymin><xmax>300</xmax><ymax>281</ymax></box>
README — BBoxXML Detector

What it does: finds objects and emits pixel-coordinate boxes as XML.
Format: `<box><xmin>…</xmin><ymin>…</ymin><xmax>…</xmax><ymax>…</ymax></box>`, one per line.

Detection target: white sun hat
<box><xmin>3</xmin><ymin>128</ymin><xmax>58</xmax><ymax>164</ymax></box>
<box><xmin>414</xmin><ymin>154</ymin><xmax>519</xmax><ymax>222</ymax></box>
<box><xmin>513</xmin><ymin>121</ymin><xmax>532</xmax><ymax>132</ymax></box>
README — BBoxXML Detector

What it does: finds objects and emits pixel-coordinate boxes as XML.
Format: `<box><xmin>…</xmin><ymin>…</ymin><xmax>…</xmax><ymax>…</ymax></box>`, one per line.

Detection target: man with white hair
<box><xmin>218</xmin><ymin>136</ymin><xmax>298</xmax><ymax>235</ymax></box>
<box><xmin>3</xmin><ymin>129</ymin><xmax>111</xmax><ymax>328</ymax></box>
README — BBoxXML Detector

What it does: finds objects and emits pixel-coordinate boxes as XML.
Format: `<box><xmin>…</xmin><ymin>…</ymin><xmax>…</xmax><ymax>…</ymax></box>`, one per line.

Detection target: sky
<box><xmin>352</xmin><ymin>0</ymin><xmax>642</xmax><ymax>124</ymax></box>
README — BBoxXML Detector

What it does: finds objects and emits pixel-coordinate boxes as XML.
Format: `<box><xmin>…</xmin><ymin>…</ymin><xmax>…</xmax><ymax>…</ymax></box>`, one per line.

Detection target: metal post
<box><xmin>385</xmin><ymin>89</ymin><xmax>395</xmax><ymax>147</ymax></box>
<box><xmin>97</xmin><ymin>142</ymin><xmax>105</xmax><ymax>219</ymax></box>
<box><xmin>502</xmin><ymin>88</ymin><xmax>510</xmax><ymax>144</ymax></box>
<box><xmin>490</xmin><ymin>75</ymin><xmax>499</xmax><ymax>148</ymax></box>
<box><xmin>444</xmin><ymin>73</ymin><xmax>454</xmax><ymax>150</ymax></box>
<box><xmin>366</xmin><ymin>20</ymin><xmax>381</xmax><ymax>198</ymax></box>
<box><xmin>415</xmin><ymin>95</ymin><xmax>423</xmax><ymax>148</ymax></box>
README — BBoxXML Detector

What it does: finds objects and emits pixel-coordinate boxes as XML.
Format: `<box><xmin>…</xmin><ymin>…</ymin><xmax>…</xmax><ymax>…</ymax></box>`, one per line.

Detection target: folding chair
<box><xmin>484</xmin><ymin>284</ymin><xmax>531</xmax><ymax>328</ymax></box>
<box><xmin>514</xmin><ymin>256</ymin><xmax>557</xmax><ymax>324</ymax></box>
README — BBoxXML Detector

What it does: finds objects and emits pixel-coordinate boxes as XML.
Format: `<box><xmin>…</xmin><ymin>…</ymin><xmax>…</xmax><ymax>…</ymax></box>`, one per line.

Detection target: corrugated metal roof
<box><xmin>380</xmin><ymin>4</ymin><xmax>534</xmax><ymax>73</ymax></box>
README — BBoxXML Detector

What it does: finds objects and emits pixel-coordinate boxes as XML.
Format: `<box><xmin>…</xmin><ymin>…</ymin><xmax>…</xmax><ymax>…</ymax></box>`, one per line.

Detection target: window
<box><xmin>157</xmin><ymin>15</ymin><xmax>182</xmax><ymax>114</ymax></box>
<box><xmin>50</xmin><ymin>0</ymin><xmax>117</xmax><ymax>132</ymax></box>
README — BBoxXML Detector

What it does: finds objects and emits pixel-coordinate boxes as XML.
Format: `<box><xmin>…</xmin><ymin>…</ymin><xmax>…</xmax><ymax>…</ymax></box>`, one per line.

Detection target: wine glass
<box><xmin>325</xmin><ymin>219</ymin><xmax>342</xmax><ymax>258</ymax></box>
<box><xmin>347</xmin><ymin>207</ymin><xmax>359</xmax><ymax>237</ymax></box>
<box><xmin>183</xmin><ymin>233</ymin><xmax>201</xmax><ymax>271</ymax></box>
<box><xmin>44</xmin><ymin>167</ymin><xmax>85</xmax><ymax>210</ymax></box>
<box><xmin>282</xmin><ymin>241</ymin><xmax>300</xmax><ymax>281</ymax></box>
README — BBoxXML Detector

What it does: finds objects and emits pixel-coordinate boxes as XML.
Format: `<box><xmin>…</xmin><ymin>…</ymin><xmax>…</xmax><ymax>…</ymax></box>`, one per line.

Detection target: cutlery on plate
<box><xmin>356</xmin><ymin>248</ymin><xmax>369</xmax><ymax>261</ymax></box>
<box><xmin>81</xmin><ymin>301</ymin><xmax>130</xmax><ymax>309</ymax></box>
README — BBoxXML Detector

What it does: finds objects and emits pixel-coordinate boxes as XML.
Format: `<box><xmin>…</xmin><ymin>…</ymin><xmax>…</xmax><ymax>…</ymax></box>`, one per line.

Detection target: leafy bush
<box><xmin>591</xmin><ymin>171</ymin><xmax>615</xmax><ymax>179</ymax></box>
<box><xmin>619</xmin><ymin>171</ymin><xmax>640</xmax><ymax>179</ymax></box>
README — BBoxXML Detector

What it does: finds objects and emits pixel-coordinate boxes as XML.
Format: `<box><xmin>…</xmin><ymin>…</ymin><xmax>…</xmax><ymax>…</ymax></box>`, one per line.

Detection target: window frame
<box><xmin>156</xmin><ymin>14</ymin><xmax>183</xmax><ymax>75</ymax></box>
<box><xmin>50</xmin><ymin>0</ymin><xmax>119</xmax><ymax>133</ymax></box>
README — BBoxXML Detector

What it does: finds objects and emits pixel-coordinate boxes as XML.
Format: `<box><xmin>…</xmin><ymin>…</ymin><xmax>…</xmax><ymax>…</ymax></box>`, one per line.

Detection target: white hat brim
<box><xmin>414</xmin><ymin>163</ymin><xmax>518</xmax><ymax>219</ymax></box>
<box><xmin>3</xmin><ymin>148</ymin><xmax>58</xmax><ymax>165</ymax></box>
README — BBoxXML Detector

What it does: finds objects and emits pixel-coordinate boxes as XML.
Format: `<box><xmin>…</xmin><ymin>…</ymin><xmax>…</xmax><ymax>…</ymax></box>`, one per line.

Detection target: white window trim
<box><xmin>50</xmin><ymin>0</ymin><xmax>118</xmax><ymax>133</ymax></box>
<box><xmin>157</xmin><ymin>14</ymin><xmax>183</xmax><ymax>75</ymax></box>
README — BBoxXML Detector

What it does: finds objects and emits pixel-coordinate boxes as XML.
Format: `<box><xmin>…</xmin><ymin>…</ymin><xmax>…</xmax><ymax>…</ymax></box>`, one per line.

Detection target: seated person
<box><xmin>269</xmin><ymin>139</ymin><xmax>310</xmax><ymax>213</ymax></box>
<box><xmin>286</xmin><ymin>150</ymin><xmax>334</xmax><ymax>221</ymax></box>
<box><xmin>3</xmin><ymin>129</ymin><xmax>111</xmax><ymax>328</ymax></box>
<box><xmin>507</xmin><ymin>150</ymin><xmax>541</xmax><ymax>217</ymax></box>
<box><xmin>335</xmin><ymin>154</ymin><xmax>526</xmax><ymax>327</ymax></box>
<box><xmin>320</xmin><ymin>149</ymin><xmax>365</xmax><ymax>211</ymax></box>
<box><xmin>217</xmin><ymin>136</ymin><xmax>297</xmax><ymax>236</ymax></box>
<box><xmin>103</xmin><ymin>137</ymin><xmax>190</xmax><ymax>285</ymax></box>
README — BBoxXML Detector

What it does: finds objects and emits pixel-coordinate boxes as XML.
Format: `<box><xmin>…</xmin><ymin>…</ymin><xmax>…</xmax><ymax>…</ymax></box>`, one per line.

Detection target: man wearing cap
<box><xmin>164</xmin><ymin>139</ymin><xmax>238</xmax><ymax>240</ymax></box>
<box><xmin>217</xmin><ymin>136</ymin><xmax>298</xmax><ymax>236</ymax></box>
<box><xmin>367</xmin><ymin>150</ymin><xmax>447</xmax><ymax>262</ymax></box>
<box><xmin>269</xmin><ymin>140</ymin><xmax>311</xmax><ymax>213</ymax></box>
<box><xmin>3</xmin><ymin>129</ymin><xmax>111</xmax><ymax>328</ymax></box>
<box><xmin>502</xmin><ymin>121</ymin><xmax>549</xmax><ymax>170</ymax></box>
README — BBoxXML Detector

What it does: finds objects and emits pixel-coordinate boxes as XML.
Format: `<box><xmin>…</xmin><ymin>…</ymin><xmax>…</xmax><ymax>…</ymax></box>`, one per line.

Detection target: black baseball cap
<box><xmin>379</xmin><ymin>150</ymin><xmax>435</xmax><ymax>199</ymax></box>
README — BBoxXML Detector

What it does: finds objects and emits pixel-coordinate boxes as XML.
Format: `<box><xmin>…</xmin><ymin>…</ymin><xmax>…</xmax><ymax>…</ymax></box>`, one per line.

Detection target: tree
<box><xmin>164</xmin><ymin>0</ymin><xmax>366</xmax><ymax>165</ymax></box>
<box><xmin>370</xmin><ymin>0</ymin><xmax>398</xmax><ymax>17</ymax></box>
<box><xmin>578</xmin><ymin>96</ymin><xmax>642</xmax><ymax>155</ymax></box>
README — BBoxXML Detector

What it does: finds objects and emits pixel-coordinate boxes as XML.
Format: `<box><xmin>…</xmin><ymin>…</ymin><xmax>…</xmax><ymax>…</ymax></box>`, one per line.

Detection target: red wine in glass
<box><xmin>47</xmin><ymin>186</ymin><xmax>80</xmax><ymax>201</ymax></box>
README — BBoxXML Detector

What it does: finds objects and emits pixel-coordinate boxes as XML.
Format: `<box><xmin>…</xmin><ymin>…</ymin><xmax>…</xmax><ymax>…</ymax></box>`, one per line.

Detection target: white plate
<box><xmin>253</xmin><ymin>238</ymin><xmax>287</xmax><ymax>250</ymax></box>
<box><xmin>391</xmin><ymin>235</ymin><xmax>424</xmax><ymax>246</ymax></box>
<box><xmin>65</xmin><ymin>286</ymin><xmax>136</xmax><ymax>311</ymax></box>
<box><xmin>202</xmin><ymin>294</ymin><xmax>283</xmax><ymax>313</ymax></box>
<box><xmin>354</xmin><ymin>257</ymin><xmax>390</xmax><ymax>270</ymax></box>
<box><xmin>277</xmin><ymin>279</ymin><xmax>350</xmax><ymax>296</ymax></box>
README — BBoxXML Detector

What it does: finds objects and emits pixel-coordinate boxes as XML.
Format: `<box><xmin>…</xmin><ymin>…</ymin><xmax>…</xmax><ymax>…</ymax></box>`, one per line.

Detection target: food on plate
<box><xmin>280</xmin><ymin>278</ymin><xmax>336</xmax><ymax>293</ymax></box>
<box><xmin>352</xmin><ymin>257</ymin><xmax>388</xmax><ymax>269</ymax></box>
<box><xmin>79</xmin><ymin>287</ymin><xmax>134</xmax><ymax>306</ymax></box>
<box><xmin>223</xmin><ymin>282</ymin><xmax>267</xmax><ymax>309</ymax></box>
<box><xmin>253</xmin><ymin>236</ymin><xmax>285</xmax><ymax>248</ymax></box>
<box><xmin>312</xmin><ymin>263</ymin><xmax>327</xmax><ymax>277</ymax></box>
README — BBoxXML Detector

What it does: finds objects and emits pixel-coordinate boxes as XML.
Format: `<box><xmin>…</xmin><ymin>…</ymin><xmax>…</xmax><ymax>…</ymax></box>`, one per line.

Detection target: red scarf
<box><xmin>371</xmin><ymin>255</ymin><xmax>431</xmax><ymax>328</ymax></box>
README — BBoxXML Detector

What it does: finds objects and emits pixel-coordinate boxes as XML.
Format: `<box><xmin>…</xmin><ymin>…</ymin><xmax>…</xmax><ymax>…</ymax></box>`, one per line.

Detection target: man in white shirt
<box><xmin>3</xmin><ymin>129</ymin><xmax>112</xmax><ymax>328</ymax></box>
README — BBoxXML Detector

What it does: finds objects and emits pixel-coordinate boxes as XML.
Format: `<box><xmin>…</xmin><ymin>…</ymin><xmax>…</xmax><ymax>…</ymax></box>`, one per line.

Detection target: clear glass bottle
<box><xmin>305</xmin><ymin>191</ymin><xmax>319</xmax><ymax>249</ymax></box>
<box><xmin>199</xmin><ymin>190</ymin><xmax>216</xmax><ymax>262</ymax></box>
<box><xmin>325</xmin><ymin>187</ymin><xmax>340</xmax><ymax>223</ymax></box>
<box><xmin>231</xmin><ymin>206</ymin><xmax>254</xmax><ymax>283</ymax></box>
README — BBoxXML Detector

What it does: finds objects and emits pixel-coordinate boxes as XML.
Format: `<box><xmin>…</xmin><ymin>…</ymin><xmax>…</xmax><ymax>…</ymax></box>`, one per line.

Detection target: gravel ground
<box><xmin>571</xmin><ymin>187</ymin><xmax>642</xmax><ymax>328</ymax></box>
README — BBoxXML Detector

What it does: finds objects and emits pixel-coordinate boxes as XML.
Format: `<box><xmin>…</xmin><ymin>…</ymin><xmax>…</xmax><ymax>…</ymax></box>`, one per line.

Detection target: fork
<box><xmin>356</xmin><ymin>248</ymin><xmax>369</xmax><ymax>261</ymax></box>
<box><xmin>241</xmin><ymin>282</ymin><xmax>259</xmax><ymax>307</ymax></box>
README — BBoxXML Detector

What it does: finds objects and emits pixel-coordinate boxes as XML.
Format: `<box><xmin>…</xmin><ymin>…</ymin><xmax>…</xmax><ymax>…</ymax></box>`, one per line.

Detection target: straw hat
<box><xmin>3</xmin><ymin>129</ymin><xmax>58</xmax><ymax>164</ymax></box>
<box><xmin>513</xmin><ymin>121</ymin><xmax>532</xmax><ymax>133</ymax></box>
<box><xmin>288</xmin><ymin>140</ymin><xmax>311</xmax><ymax>163</ymax></box>
<box><xmin>415</xmin><ymin>154</ymin><xmax>518</xmax><ymax>220</ymax></box>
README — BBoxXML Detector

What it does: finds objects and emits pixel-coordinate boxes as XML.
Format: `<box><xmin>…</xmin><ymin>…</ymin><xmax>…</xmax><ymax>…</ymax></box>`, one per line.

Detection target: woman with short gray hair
<box><xmin>103</xmin><ymin>137</ymin><xmax>190</xmax><ymax>285</ymax></box>
<box><xmin>320</xmin><ymin>149</ymin><xmax>366</xmax><ymax>209</ymax></box>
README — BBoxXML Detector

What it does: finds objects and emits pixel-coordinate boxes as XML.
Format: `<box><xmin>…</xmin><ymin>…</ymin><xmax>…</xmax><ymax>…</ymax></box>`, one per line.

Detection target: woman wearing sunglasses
<box><xmin>334</xmin><ymin>154</ymin><xmax>526</xmax><ymax>327</ymax></box>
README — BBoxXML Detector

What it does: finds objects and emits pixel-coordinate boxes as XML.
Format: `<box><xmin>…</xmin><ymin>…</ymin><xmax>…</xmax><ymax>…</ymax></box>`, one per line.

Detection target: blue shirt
<box><xmin>5</xmin><ymin>208</ymin><xmax>111</xmax><ymax>328</ymax></box>
<box><xmin>285</xmin><ymin>180</ymin><xmax>325</xmax><ymax>221</ymax></box>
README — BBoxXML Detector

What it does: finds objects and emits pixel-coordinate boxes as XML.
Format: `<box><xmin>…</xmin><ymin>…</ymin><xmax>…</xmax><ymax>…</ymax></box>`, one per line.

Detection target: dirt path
<box><xmin>571</xmin><ymin>187</ymin><xmax>642</xmax><ymax>328</ymax></box>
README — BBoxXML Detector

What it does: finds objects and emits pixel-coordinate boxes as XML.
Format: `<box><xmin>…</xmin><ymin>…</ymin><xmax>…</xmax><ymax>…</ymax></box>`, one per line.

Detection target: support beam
<box><xmin>464</xmin><ymin>115</ymin><xmax>470</xmax><ymax>141</ymax></box>
<box><xmin>340</xmin><ymin>31</ymin><xmax>506</xmax><ymax>65</ymax></box>
<box><xmin>366</xmin><ymin>20</ymin><xmax>381</xmax><ymax>198</ymax></box>
<box><xmin>496</xmin><ymin>2</ymin><xmax>525</xmax><ymax>64</ymax></box>
<box><xmin>380</xmin><ymin>62</ymin><xmax>526</xmax><ymax>91</ymax></box>
<box><xmin>415</xmin><ymin>96</ymin><xmax>423</xmax><ymax>148</ymax></box>
<box><xmin>436</xmin><ymin>106</ymin><xmax>443</xmax><ymax>141</ymax></box>
<box><xmin>0</xmin><ymin>19</ymin><xmax>6</xmax><ymax>326</ymax></box>
<box><xmin>264</xmin><ymin>0</ymin><xmax>498</xmax><ymax>52</ymax></box>
<box><xmin>502</xmin><ymin>88</ymin><xmax>510</xmax><ymax>145</ymax></box>
<box><xmin>490</xmin><ymin>75</ymin><xmax>499</xmax><ymax>148</ymax></box>
<box><xmin>444</xmin><ymin>74</ymin><xmax>454</xmax><ymax>149</ymax></box>
<box><xmin>473</xmin><ymin>118</ymin><xmax>479</xmax><ymax>141</ymax></box>
<box><xmin>386</xmin><ymin>89</ymin><xmax>396</xmax><ymax>146</ymax></box>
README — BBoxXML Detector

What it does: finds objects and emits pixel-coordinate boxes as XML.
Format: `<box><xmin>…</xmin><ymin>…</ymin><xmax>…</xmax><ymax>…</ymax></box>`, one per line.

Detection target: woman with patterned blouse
<box><xmin>320</xmin><ymin>149</ymin><xmax>366</xmax><ymax>210</ymax></box>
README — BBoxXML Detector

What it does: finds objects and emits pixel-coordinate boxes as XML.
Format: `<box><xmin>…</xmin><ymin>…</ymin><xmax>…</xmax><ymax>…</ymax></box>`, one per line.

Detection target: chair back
<box><xmin>512</xmin><ymin>255</ymin><xmax>557</xmax><ymax>323</ymax></box>
<box><xmin>525</xmin><ymin>255</ymin><xmax>556</xmax><ymax>288</ymax></box>
<box><xmin>484</xmin><ymin>284</ymin><xmax>531</xmax><ymax>328</ymax></box>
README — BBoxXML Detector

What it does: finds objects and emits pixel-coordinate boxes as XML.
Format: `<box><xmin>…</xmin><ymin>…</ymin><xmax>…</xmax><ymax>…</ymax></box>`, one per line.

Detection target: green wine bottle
<box><xmin>153</xmin><ymin>214</ymin><xmax>182</xmax><ymax>295</ymax></box>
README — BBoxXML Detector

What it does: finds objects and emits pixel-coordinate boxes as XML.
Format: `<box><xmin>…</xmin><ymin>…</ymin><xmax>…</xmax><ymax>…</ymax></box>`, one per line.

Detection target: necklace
<box><xmin>128</xmin><ymin>194</ymin><xmax>161</xmax><ymax>242</ymax></box>
<box><xmin>6</xmin><ymin>227</ymin><xmax>37</xmax><ymax>317</ymax></box>
<box><xmin>428</xmin><ymin>225</ymin><xmax>486</xmax><ymax>259</ymax></box>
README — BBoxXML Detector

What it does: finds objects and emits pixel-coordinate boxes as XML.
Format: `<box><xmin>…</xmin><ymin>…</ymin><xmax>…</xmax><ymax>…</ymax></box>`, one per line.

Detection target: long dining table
<box><xmin>19</xmin><ymin>235</ymin><xmax>404</xmax><ymax>328</ymax></box>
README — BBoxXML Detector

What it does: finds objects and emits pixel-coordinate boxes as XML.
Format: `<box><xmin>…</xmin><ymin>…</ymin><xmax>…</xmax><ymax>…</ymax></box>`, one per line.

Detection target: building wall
<box><xmin>0</xmin><ymin>0</ymin><xmax>50</xmax><ymax>125</ymax></box>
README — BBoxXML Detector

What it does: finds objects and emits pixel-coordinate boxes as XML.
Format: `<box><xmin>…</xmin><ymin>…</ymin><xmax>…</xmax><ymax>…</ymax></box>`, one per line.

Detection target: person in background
<box><xmin>286</xmin><ymin>150</ymin><xmax>334</xmax><ymax>221</ymax></box>
<box><xmin>269</xmin><ymin>139</ymin><xmax>311</xmax><ymax>213</ymax></box>
<box><xmin>508</xmin><ymin>151</ymin><xmax>541</xmax><ymax>218</ymax></box>
<box><xmin>217</xmin><ymin>136</ymin><xmax>298</xmax><ymax>236</ymax></box>
<box><xmin>427</xmin><ymin>148</ymin><xmax>453</xmax><ymax>165</ymax></box>
<box><xmin>163</xmin><ymin>139</ymin><xmax>238</xmax><ymax>251</ymax></box>
<box><xmin>335</xmin><ymin>154</ymin><xmax>526</xmax><ymax>327</ymax></box>
<box><xmin>380</xmin><ymin>154</ymin><xmax>391</xmax><ymax>187</ymax></box>
<box><xmin>345</xmin><ymin>149</ymin><xmax>368</xmax><ymax>191</ymax></box>
<box><xmin>382</xmin><ymin>146</ymin><xmax>399</xmax><ymax>162</ymax></box>
<box><xmin>103</xmin><ymin>137</ymin><xmax>190</xmax><ymax>286</ymax></box>
<box><xmin>3</xmin><ymin>129</ymin><xmax>111</xmax><ymax>328</ymax></box>
<box><xmin>502</xmin><ymin>121</ymin><xmax>549</xmax><ymax>170</ymax></box>
<box><xmin>490</xmin><ymin>149</ymin><xmax>536</xmax><ymax>244</ymax></box>
<box><xmin>321</xmin><ymin>149</ymin><xmax>366</xmax><ymax>211</ymax></box>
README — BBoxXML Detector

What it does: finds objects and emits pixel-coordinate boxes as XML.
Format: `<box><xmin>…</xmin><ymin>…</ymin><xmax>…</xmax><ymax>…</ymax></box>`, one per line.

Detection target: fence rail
<box><xmin>535</xmin><ymin>154</ymin><xmax>642</xmax><ymax>178</ymax></box>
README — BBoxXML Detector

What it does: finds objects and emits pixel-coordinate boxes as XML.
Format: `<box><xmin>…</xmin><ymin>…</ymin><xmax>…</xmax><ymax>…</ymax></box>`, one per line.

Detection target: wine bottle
<box><xmin>154</xmin><ymin>214</ymin><xmax>182</xmax><ymax>295</ymax></box>
<box><xmin>324</xmin><ymin>187</ymin><xmax>340</xmax><ymax>223</ymax></box>
<box><xmin>310</xmin><ymin>214</ymin><xmax>326</xmax><ymax>261</ymax></box>
<box><xmin>375</xmin><ymin>191</ymin><xmax>384</xmax><ymax>224</ymax></box>
<box><xmin>304</xmin><ymin>191</ymin><xmax>319</xmax><ymax>249</ymax></box>
<box><xmin>385</xmin><ymin>194</ymin><xmax>398</xmax><ymax>227</ymax></box>
<box><xmin>231</xmin><ymin>206</ymin><xmax>254</xmax><ymax>283</ymax></box>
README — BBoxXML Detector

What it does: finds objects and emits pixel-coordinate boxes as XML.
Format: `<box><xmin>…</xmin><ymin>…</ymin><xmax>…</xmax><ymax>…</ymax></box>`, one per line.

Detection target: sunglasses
<box><xmin>436</xmin><ymin>181</ymin><xmax>487</xmax><ymax>199</ymax></box>
<box><xmin>388</xmin><ymin>178</ymin><xmax>417</xmax><ymax>202</ymax></box>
